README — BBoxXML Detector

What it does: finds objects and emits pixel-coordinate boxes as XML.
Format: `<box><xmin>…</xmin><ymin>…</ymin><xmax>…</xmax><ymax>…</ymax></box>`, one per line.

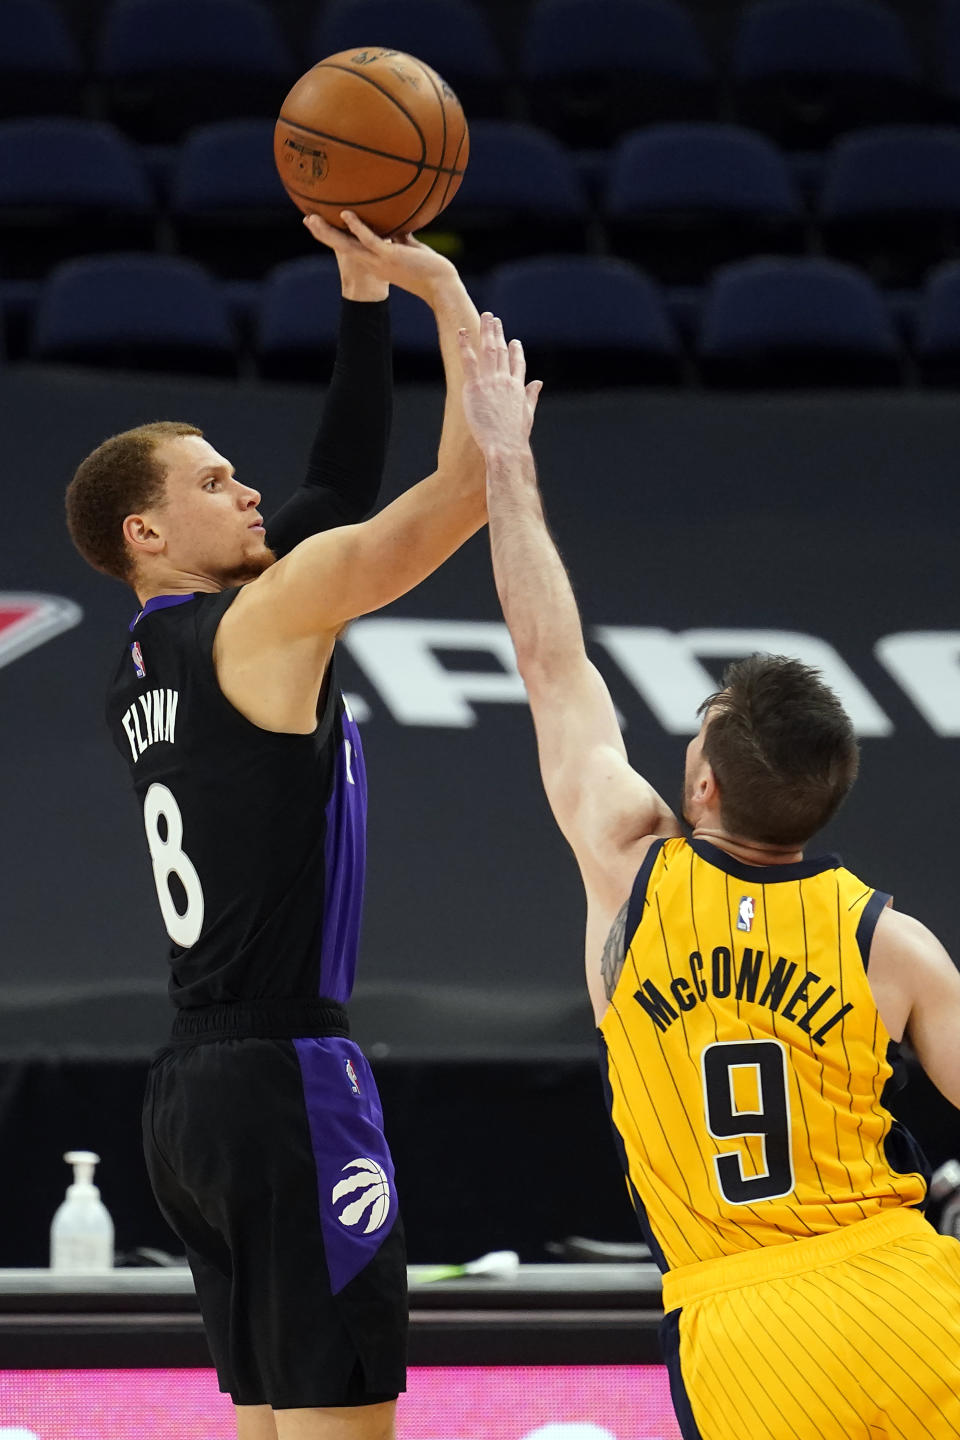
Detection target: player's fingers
<box><xmin>493</xmin><ymin>315</ymin><xmax>508</xmax><ymax>372</ymax></box>
<box><xmin>479</xmin><ymin>311</ymin><xmax>499</xmax><ymax>368</ymax></box>
<box><xmin>302</xmin><ymin>213</ymin><xmax>353</xmax><ymax>248</ymax></box>
<box><xmin>458</xmin><ymin>327</ymin><xmax>479</xmax><ymax>379</ymax></box>
<box><xmin>526</xmin><ymin>379</ymin><xmax>543</xmax><ymax>413</ymax></box>
<box><xmin>508</xmin><ymin>337</ymin><xmax>526</xmax><ymax>384</ymax></box>
<box><xmin>340</xmin><ymin>210</ymin><xmax>390</xmax><ymax>250</ymax></box>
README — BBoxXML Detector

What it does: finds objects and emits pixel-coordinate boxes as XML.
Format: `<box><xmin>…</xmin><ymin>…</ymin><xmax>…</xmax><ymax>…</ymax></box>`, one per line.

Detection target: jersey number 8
<box><xmin>143</xmin><ymin>782</ymin><xmax>204</xmax><ymax>948</ymax></box>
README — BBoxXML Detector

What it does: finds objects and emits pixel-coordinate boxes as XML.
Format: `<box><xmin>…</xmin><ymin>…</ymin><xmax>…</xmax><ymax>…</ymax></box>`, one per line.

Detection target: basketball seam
<box><xmin>311</xmin><ymin>59</ymin><xmax>428</xmax><ymax>165</ymax></box>
<box><xmin>437</xmin><ymin>114</ymin><xmax>469</xmax><ymax>214</ymax></box>
<box><xmin>281</xmin><ymin>176</ymin><xmax>435</xmax><ymax>207</ymax></box>
<box><xmin>276</xmin><ymin>119</ymin><xmax>466</xmax><ymax>177</ymax></box>
<box><xmin>387</xmin><ymin>59</ymin><xmax>449</xmax><ymax>234</ymax></box>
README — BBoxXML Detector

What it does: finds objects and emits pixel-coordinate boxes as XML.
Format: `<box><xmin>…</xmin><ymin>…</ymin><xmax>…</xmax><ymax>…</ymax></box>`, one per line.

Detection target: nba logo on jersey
<box><xmin>344</xmin><ymin>1058</ymin><xmax>361</xmax><ymax>1095</ymax></box>
<box><xmin>737</xmin><ymin>895</ymin><xmax>755</xmax><ymax>932</ymax></box>
<box><xmin>131</xmin><ymin>641</ymin><xmax>146</xmax><ymax>679</ymax></box>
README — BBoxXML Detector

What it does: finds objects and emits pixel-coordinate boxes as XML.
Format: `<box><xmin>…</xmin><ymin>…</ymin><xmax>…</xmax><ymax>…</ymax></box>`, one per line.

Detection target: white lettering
<box><xmin>344</xmin><ymin>619</ymin><xmax>527</xmax><ymax>727</ymax></box>
<box><xmin>130</xmin><ymin>702</ymin><xmax>147</xmax><ymax>754</ymax></box>
<box><xmin>595</xmin><ymin>627</ymin><xmax>892</xmax><ymax>737</ymax></box>
<box><xmin>875</xmin><ymin>632</ymin><xmax>960</xmax><ymax>737</ymax></box>
<box><xmin>138</xmin><ymin>692</ymin><xmax>153</xmax><ymax>746</ymax></box>
<box><xmin>166</xmin><ymin>688</ymin><xmax>178</xmax><ymax>744</ymax></box>
<box><xmin>121</xmin><ymin>708</ymin><xmax>139</xmax><ymax>763</ymax></box>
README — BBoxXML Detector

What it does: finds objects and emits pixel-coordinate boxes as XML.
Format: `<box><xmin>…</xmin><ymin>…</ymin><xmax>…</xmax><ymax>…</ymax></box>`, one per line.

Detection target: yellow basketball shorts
<box><xmin>660</xmin><ymin>1208</ymin><xmax>960</xmax><ymax>1440</ymax></box>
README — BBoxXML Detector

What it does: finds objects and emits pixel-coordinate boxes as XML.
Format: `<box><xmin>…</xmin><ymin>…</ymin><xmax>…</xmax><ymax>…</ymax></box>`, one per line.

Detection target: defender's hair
<box><xmin>65</xmin><ymin>421</ymin><xmax>203</xmax><ymax>581</ymax></box>
<box><xmin>699</xmin><ymin>655</ymin><xmax>860</xmax><ymax>847</ymax></box>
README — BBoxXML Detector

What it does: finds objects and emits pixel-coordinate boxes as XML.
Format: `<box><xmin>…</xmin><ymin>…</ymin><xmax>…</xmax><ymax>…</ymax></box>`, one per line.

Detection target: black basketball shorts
<box><xmin>142</xmin><ymin>1033</ymin><xmax>407</xmax><ymax>1409</ymax></box>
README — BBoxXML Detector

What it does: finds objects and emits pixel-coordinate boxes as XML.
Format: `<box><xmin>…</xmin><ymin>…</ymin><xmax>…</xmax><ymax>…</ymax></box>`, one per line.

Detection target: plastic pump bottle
<box><xmin>49</xmin><ymin>1150</ymin><xmax>114</xmax><ymax>1272</ymax></box>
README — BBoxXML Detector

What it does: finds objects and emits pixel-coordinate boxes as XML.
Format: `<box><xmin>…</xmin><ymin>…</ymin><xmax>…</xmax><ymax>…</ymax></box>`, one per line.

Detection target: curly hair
<box><xmin>699</xmin><ymin>655</ymin><xmax>860</xmax><ymax>847</ymax></box>
<box><xmin>65</xmin><ymin>421</ymin><xmax>203</xmax><ymax>581</ymax></box>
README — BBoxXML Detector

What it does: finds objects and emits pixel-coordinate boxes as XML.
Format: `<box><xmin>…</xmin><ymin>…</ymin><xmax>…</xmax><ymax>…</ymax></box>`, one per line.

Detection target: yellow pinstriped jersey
<box><xmin>599</xmin><ymin>836</ymin><xmax>927</xmax><ymax>1273</ymax></box>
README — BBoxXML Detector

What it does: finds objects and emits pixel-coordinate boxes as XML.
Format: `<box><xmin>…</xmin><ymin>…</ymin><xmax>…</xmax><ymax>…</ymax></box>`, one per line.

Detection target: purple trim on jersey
<box><xmin>293</xmin><ymin>1036</ymin><xmax>397</xmax><ymax>1295</ymax></box>
<box><xmin>318</xmin><ymin>698</ymin><xmax>368</xmax><ymax>1003</ymax></box>
<box><xmin>129</xmin><ymin>593</ymin><xmax>196</xmax><ymax>631</ymax></box>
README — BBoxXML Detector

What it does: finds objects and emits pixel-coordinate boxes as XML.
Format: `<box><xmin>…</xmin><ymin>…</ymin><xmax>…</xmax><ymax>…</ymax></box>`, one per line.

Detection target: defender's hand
<box><xmin>304</xmin><ymin>210</ymin><xmax>458</xmax><ymax>306</ymax></box>
<box><xmin>459</xmin><ymin>312</ymin><xmax>542</xmax><ymax>455</ymax></box>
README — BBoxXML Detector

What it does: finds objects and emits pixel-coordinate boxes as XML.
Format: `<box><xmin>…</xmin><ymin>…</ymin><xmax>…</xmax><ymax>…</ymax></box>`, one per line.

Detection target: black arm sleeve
<box><xmin>266</xmin><ymin>297</ymin><xmax>392</xmax><ymax>558</ymax></box>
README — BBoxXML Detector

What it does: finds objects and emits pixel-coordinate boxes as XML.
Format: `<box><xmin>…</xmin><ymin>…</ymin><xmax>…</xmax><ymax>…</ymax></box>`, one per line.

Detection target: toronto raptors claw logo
<box><xmin>0</xmin><ymin>593</ymin><xmax>82</xmax><ymax>669</ymax></box>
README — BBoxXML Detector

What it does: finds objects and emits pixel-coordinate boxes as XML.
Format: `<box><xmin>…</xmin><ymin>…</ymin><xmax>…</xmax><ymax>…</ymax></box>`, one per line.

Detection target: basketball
<box><xmin>274</xmin><ymin>48</ymin><xmax>469</xmax><ymax>236</ymax></box>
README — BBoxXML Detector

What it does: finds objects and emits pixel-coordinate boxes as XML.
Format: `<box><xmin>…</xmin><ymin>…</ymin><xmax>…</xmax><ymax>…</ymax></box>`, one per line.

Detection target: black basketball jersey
<box><xmin>106</xmin><ymin>590</ymin><xmax>367</xmax><ymax>1009</ymax></box>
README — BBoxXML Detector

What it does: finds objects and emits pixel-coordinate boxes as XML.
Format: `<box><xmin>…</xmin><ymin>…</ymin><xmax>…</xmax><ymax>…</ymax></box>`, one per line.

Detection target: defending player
<box><xmin>65</xmin><ymin>216</ymin><xmax>493</xmax><ymax>1440</ymax></box>
<box><xmin>459</xmin><ymin>312</ymin><xmax>960</xmax><ymax>1440</ymax></box>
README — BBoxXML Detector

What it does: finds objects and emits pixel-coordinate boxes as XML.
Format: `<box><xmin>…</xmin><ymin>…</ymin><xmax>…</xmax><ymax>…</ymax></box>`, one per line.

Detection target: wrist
<box><xmin>339</xmin><ymin>275</ymin><xmax>389</xmax><ymax>302</ymax></box>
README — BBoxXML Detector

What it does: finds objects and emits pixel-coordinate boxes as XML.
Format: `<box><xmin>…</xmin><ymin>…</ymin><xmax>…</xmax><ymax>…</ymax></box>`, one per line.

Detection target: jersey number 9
<box><xmin>701</xmin><ymin>1039</ymin><xmax>795</xmax><ymax>1205</ymax></box>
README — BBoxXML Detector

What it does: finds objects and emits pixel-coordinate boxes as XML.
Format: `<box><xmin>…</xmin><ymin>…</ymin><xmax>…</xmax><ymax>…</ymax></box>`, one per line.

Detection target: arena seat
<box><xmin>698</xmin><ymin>256</ymin><xmax>902</xmax><ymax>387</ymax></box>
<box><xmin>0</xmin><ymin>0</ymin><xmax>84</xmax><ymax>119</ymax></box>
<box><xmin>915</xmin><ymin>261</ymin><xmax>960</xmax><ymax>385</ymax></box>
<box><xmin>255</xmin><ymin>257</ymin><xmax>344</xmax><ymax>381</ymax></box>
<box><xmin>522</xmin><ymin>0</ymin><xmax>714</xmax><ymax>147</ymax></box>
<box><xmin>820</xmin><ymin>127</ymin><xmax>960</xmax><ymax>288</ymax></box>
<box><xmin>312</xmin><ymin>0</ymin><xmax>508</xmax><ymax>119</ymax></box>
<box><xmin>0</xmin><ymin>119</ymin><xmax>155</xmax><ymax>280</ymax></box>
<box><xmin>170</xmin><ymin>121</ymin><xmax>307</xmax><ymax>280</ymax></box>
<box><xmin>485</xmin><ymin>255</ymin><xmax>684</xmax><ymax>386</ymax></box>
<box><xmin>33</xmin><ymin>254</ymin><xmax>238</xmax><ymax>376</ymax></box>
<box><xmin>97</xmin><ymin>0</ymin><xmax>295</xmax><ymax>142</ymax></box>
<box><xmin>438</xmin><ymin>121</ymin><xmax>590</xmax><ymax>272</ymax></box>
<box><xmin>603</xmin><ymin>123</ymin><xmax>806</xmax><ymax>284</ymax></box>
<box><xmin>731</xmin><ymin>0</ymin><xmax>929</xmax><ymax>149</ymax></box>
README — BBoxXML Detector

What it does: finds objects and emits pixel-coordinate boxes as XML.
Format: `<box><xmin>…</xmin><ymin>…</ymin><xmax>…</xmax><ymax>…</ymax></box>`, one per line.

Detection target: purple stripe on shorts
<box><xmin>294</xmin><ymin>1036</ymin><xmax>397</xmax><ymax>1295</ymax></box>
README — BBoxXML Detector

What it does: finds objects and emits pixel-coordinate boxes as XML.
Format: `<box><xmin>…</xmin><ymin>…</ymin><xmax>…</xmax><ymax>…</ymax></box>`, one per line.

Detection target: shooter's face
<box><xmin>138</xmin><ymin>435</ymin><xmax>275</xmax><ymax>587</ymax></box>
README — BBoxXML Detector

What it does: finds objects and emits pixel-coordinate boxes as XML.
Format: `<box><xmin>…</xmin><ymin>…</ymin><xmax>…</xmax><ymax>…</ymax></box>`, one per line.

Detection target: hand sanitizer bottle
<box><xmin>49</xmin><ymin>1150</ymin><xmax>114</xmax><ymax>1272</ymax></box>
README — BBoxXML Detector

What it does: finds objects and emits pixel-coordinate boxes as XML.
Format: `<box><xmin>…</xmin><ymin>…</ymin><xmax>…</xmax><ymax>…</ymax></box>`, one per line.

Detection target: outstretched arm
<box><xmin>459</xmin><ymin>315</ymin><xmax>679</xmax><ymax>899</ymax></box>
<box><xmin>267</xmin><ymin>219</ymin><xmax>393</xmax><ymax>555</ymax></box>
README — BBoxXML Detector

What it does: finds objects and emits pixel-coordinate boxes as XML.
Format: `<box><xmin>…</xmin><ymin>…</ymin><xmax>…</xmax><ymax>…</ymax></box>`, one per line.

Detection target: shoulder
<box><xmin>873</xmin><ymin>905</ymin><xmax>951</xmax><ymax>966</ymax></box>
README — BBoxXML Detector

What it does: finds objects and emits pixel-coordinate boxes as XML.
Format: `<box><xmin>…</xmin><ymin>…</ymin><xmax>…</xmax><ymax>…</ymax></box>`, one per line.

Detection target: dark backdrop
<box><xmin>3</xmin><ymin>368</ymin><xmax>959</xmax><ymax>1261</ymax></box>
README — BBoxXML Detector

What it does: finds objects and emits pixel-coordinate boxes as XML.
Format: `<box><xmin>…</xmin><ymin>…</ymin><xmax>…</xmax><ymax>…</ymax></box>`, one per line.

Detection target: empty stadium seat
<box><xmin>97</xmin><ymin>0</ymin><xmax>295</xmax><ymax>142</ymax></box>
<box><xmin>485</xmin><ymin>256</ymin><xmax>683</xmax><ymax>386</ymax></box>
<box><xmin>732</xmin><ymin>0</ymin><xmax>929</xmax><ymax>149</ymax></box>
<box><xmin>698</xmin><ymin>257</ymin><xmax>902</xmax><ymax>387</ymax></box>
<box><xmin>256</xmin><ymin>257</ymin><xmax>344</xmax><ymax>381</ymax></box>
<box><xmin>171</xmin><ymin>121</ymin><xmax>309</xmax><ymax>280</ymax></box>
<box><xmin>938</xmin><ymin>0</ymin><xmax>960</xmax><ymax>111</ymax></box>
<box><xmin>604</xmin><ymin>125</ymin><xmax>806</xmax><ymax>284</ymax></box>
<box><xmin>0</xmin><ymin>0</ymin><xmax>84</xmax><ymax>118</ymax></box>
<box><xmin>439</xmin><ymin>121</ymin><xmax>590</xmax><ymax>272</ymax></box>
<box><xmin>33</xmin><ymin>254</ymin><xmax>237</xmax><ymax>375</ymax></box>
<box><xmin>0</xmin><ymin>119</ymin><xmax>155</xmax><ymax>279</ymax></box>
<box><xmin>916</xmin><ymin>261</ymin><xmax>960</xmax><ymax>385</ymax></box>
<box><xmin>522</xmin><ymin>0</ymin><xmax>714</xmax><ymax>147</ymax></box>
<box><xmin>820</xmin><ymin>127</ymin><xmax>960</xmax><ymax>286</ymax></box>
<box><xmin>312</xmin><ymin>0</ymin><xmax>508</xmax><ymax>118</ymax></box>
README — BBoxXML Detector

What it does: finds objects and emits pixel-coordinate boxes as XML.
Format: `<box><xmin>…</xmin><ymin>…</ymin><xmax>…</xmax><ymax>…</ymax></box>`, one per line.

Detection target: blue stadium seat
<box><xmin>604</xmin><ymin>123</ymin><xmax>805</xmax><ymax>284</ymax></box>
<box><xmin>522</xmin><ymin>0</ymin><xmax>714</xmax><ymax>146</ymax></box>
<box><xmin>731</xmin><ymin>0</ymin><xmax>929</xmax><ymax>149</ymax></box>
<box><xmin>0</xmin><ymin>119</ymin><xmax>155</xmax><ymax>279</ymax></box>
<box><xmin>821</xmin><ymin>127</ymin><xmax>960</xmax><ymax>286</ymax></box>
<box><xmin>939</xmin><ymin>0</ymin><xmax>960</xmax><ymax>104</ymax></box>
<box><xmin>312</xmin><ymin>0</ymin><xmax>508</xmax><ymax>118</ymax></box>
<box><xmin>440</xmin><ymin>121</ymin><xmax>590</xmax><ymax>271</ymax></box>
<box><xmin>97</xmin><ymin>0</ymin><xmax>295</xmax><ymax>141</ymax></box>
<box><xmin>0</xmin><ymin>0</ymin><xmax>84</xmax><ymax>117</ymax></box>
<box><xmin>698</xmin><ymin>257</ymin><xmax>902</xmax><ymax>387</ymax></box>
<box><xmin>171</xmin><ymin>121</ymin><xmax>309</xmax><ymax>279</ymax></box>
<box><xmin>485</xmin><ymin>256</ymin><xmax>683</xmax><ymax>386</ymax></box>
<box><xmin>33</xmin><ymin>254</ymin><xmax>237</xmax><ymax>375</ymax></box>
<box><xmin>916</xmin><ymin>261</ymin><xmax>960</xmax><ymax>385</ymax></box>
<box><xmin>256</xmin><ymin>257</ymin><xmax>344</xmax><ymax>381</ymax></box>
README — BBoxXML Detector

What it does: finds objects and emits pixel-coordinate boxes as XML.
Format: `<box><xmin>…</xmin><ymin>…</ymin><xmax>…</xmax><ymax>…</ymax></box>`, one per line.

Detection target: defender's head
<box><xmin>65</xmin><ymin>422</ymin><xmax>274</xmax><ymax>595</ymax></box>
<box><xmin>683</xmin><ymin>655</ymin><xmax>860</xmax><ymax>849</ymax></box>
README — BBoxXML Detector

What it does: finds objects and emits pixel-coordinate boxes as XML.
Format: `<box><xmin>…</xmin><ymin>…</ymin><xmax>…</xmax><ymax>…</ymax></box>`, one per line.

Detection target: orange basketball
<box><xmin>274</xmin><ymin>48</ymin><xmax>469</xmax><ymax>236</ymax></box>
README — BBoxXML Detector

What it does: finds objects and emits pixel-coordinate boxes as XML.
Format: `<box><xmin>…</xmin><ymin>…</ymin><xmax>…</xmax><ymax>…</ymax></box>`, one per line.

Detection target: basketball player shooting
<box><xmin>459</xmin><ymin>312</ymin><xmax>960</xmax><ymax>1440</ymax></box>
<box><xmin>64</xmin><ymin>218</ymin><xmax>496</xmax><ymax>1440</ymax></box>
